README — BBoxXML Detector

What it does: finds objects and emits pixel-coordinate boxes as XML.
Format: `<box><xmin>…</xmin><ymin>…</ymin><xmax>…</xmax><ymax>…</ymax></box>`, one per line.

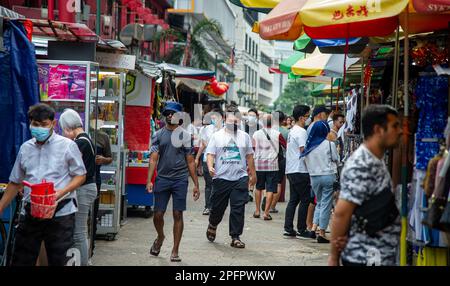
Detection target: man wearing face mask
<box><xmin>146</xmin><ymin>102</ymin><xmax>200</xmax><ymax>263</ymax></box>
<box><xmin>205</xmin><ymin>106</ymin><xmax>256</xmax><ymax>249</ymax></box>
<box><xmin>0</xmin><ymin>103</ymin><xmax>87</xmax><ymax>266</ymax></box>
<box><xmin>244</xmin><ymin>108</ymin><xmax>261</xmax><ymax>138</ymax></box>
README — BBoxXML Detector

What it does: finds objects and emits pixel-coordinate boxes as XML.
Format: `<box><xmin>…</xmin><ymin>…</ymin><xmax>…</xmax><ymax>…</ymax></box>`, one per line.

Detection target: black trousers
<box><xmin>12</xmin><ymin>212</ymin><xmax>75</xmax><ymax>266</ymax></box>
<box><xmin>284</xmin><ymin>173</ymin><xmax>312</xmax><ymax>233</ymax></box>
<box><xmin>202</xmin><ymin>162</ymin><xmax>213</xmax><ymax>209</ymax></box>
<box><xmin>90</xmin><ymin>183</ymin><xmax>101</xmax><ymax>257</ymax></box>
<box><xmin>209</xmin><ymin>177</ymin><xmax>249</xmax><ymax>239</ymax></box>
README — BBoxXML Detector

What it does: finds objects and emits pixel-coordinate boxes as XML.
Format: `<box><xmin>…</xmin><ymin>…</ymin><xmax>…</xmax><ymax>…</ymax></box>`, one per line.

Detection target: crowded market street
<box><xmin>92</xmin><ymin>179</ymin><xmax>330</xmax><ymax>266</ymax></box>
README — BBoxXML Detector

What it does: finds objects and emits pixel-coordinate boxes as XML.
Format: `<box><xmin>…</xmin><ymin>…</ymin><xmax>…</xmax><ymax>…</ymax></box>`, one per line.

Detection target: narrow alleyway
<box><xmin>92</xmin><ymin>180</ymin><xmax>330</xmax><ymax>266</ymax></box>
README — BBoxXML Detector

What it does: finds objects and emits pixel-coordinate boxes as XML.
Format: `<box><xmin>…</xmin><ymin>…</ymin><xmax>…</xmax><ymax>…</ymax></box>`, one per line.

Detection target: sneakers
<box><xmin>317</xmin><ymin>236</ymin><xmax>330</xmax><ymax>244</ymax></box>
<box><xmin>296</xmin><ymin>230</ymin><xmax>317</xmax><ymax>240</ymax></box>
<box><xmin>202</xmin><ymin>208</ymin><xmax>210</xmax><ymax>215</ymax></box>
<box><xmin>87</xmin><ymin>259</ymin><xmax>93</xmax><ymax>266</ymax></box>
<box><xmin>269</xmin><ymin>208</ymin><xmax>279</xmax><ymax>214</ymax></box>
<box><xmin>283</xmin><ymin>231</ymin><xmax>297</xmax><ymax>238</ymax></box>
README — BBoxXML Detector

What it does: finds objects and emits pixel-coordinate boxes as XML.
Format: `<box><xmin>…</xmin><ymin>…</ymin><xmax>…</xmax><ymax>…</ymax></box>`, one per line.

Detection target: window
<box><xmin>244</xmin><ymin>65</ymin><xmax>248</xmax><ymax>85</ymax></box>
<box><xmin>260</xmin><ymin>52</ymin><xmax>272</xmax><ymax>67</ymax></box>
<box><xmin>260</xmin><ymin>78</ymin><xmax>273</xmax><ymax>91</ymax></box>
<box><xmin>252</xmin><ymin>42</ymin><xmax>256</xmax><ymax>58</ymax></box>
<box><xmin>245</xmin><ymin>34</ymin><xmax>248</xmax><ymax>52</ymax></box>
<box><xmin>255</xmin><ymin>45</ymin><xmax>258</xmax><ymax>59</ymax></box>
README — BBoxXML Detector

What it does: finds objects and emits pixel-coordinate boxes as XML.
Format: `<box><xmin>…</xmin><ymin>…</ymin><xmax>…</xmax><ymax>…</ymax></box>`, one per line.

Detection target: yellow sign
<box><xmin>301</xmin><ymin>0</ymin><xmax>409</xmax><ymax>27</ymax></box>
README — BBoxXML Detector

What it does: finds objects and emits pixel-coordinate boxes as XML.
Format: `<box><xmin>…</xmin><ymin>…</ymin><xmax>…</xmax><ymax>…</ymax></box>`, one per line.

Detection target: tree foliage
<box><xmin>273</xmin><ymin>80</ymin><xmax>324</xmax><ymax>115</ymax></box>
<box><xmin>153</xmin><ymin>19</ymin><xmax>223</xmax><ymax>70</ymax></box>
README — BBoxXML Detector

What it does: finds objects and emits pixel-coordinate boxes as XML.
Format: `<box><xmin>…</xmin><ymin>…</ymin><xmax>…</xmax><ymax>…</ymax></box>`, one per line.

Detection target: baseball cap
<box><xmin>312</xmin><ymin>105</ymin><xmax>330</xmax><ymax>118</ymax></box>
<box><xmin>162</xmin><ymin>101</ymin><xmax>183</xmax><ymax>115</ymax></box>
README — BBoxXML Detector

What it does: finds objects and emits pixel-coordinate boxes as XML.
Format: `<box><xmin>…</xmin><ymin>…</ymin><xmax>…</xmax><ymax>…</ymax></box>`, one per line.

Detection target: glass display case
<box><xmin>37</xmin><ymin>60</ymin><xmax>99</xmax><ymax>134</ymax></box>
<box><xmin>94</xmin><ymin>71</ymin><xmax>127</xmax><ymax>240</ymax></box>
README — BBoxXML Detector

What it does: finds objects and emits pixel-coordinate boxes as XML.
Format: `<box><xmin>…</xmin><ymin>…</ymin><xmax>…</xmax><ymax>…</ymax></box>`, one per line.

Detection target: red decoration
<box><xmin>332</xmin><ymin>10</ymin><xmax>344</xmax><ymax>21</ymax></box>
<box><xmin>356</xmin><ymin>5</ymin><xmax>369</xmax><ymax>17</ymax></box>
<box><xmin>346</xmin><ymin>5</ymin><xmax>355</xmax><ymax>17</ymax></box>
<box><xmin>411</xmin><ymin>42</ymin><xmax>448</xmax><ymax>67</ymax></box>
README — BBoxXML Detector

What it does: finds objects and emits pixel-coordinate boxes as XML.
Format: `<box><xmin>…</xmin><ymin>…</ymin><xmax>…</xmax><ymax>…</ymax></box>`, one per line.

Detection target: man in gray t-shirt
<box><xmin>329</xmin><ymin>105</ymin><xmax>402</xmax><ymax>266</ymax></box>
<box><xmin>146</xmin><ymin>101</ymin><xmax>200</xmax><ymax>263</ymax></box>
<box><xmin>205</xmin><ymin>106</ymin><xmax>256</xmax><ymax>249</ymax></box>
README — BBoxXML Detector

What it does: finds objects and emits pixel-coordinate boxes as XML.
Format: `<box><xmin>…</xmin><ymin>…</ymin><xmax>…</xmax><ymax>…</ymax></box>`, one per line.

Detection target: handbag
<box><xmin>329</xmin><ymin>142</ymin><xmax>340</xmax><ymax>192</ymax></box>
<box><xmin>354</xmin><ymin>188</ymin><xmax>400</xmax><ymax>237</ymax></box>
<box><xmin>262</xmin><ymin>128</ymin><xmax>285</xmax><ymax>166</ymax></box>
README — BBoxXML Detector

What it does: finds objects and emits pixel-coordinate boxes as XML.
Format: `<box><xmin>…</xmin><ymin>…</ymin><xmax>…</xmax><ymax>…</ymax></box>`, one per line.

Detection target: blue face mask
<box><xmin>30</xmin><ymin>126</ymin><xmax>52</xmax><ymax>142</ymax></box>
<box><xmin>211</xmin><ymin>119</ymin><xmax>216</xmax><ymax>126</ymax></box>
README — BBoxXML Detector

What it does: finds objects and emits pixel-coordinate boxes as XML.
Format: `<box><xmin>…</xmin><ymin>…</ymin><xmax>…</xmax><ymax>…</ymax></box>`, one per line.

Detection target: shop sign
<box><xmin>96</xmin><ymin>52</ymin><xmax>136</xmax><ymax>70</ymax></box>
<box><xmin>125</xmin><ymin>72</ymin><xmax>151</xmax><ymax>107</ymax></box>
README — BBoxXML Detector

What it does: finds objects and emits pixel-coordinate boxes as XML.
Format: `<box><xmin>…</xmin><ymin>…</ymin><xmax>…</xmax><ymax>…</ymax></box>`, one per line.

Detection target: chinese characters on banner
<box><xmin>38</xmin><ymin>63</ymin><xmax>87</xmax><ymax>101</ymax></box>
<box><xmin>333</xmin><ymin>5</ymin><xmax>369</xmax><ymax>21</ymax></box>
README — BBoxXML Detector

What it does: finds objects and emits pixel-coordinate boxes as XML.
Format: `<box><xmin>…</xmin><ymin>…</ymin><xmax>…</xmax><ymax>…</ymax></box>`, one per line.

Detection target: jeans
<box><xmin>202</xmin><ymin>162</ymin><xmax>212</xmax><ymax>209</ymax></box>
<box><xmin>73</xmin><ymin>183</ymin><xmax>97</xmax><ymax>266</ymax></box>
<box><xmin>284</xmin><ymin>173</ymin><xmax>312</xmax><ymax>233</ymax></box>
<box><xmin>311</xmin><ymin>175</ymin><xmax>335</xmax><ymax>231</ymax></box>
<box><xmin>209</xmin><ymin>177</ymin><xmax>249</xmax><ymax>239</ymax></box>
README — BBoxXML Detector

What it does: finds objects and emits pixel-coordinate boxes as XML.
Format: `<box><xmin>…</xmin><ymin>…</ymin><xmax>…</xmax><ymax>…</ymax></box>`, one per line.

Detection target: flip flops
<box><xmin>263</xmin><ymin>214</ymin><xmax>272</xmax><ymax>221</ymax></box>
<box><xmin>170</xmin><ymin>255</ymin><xmax>182</xmax><ymax>262</ymax></box>
<box><xmin>253</xmin><ymin>212</ymin><xmax>260</xmax><ymax>218</ymax></box>
<box><xmin>149</xmin><ymin>238</ymin><xmax>164</xmax><ymax>256</ymax></box>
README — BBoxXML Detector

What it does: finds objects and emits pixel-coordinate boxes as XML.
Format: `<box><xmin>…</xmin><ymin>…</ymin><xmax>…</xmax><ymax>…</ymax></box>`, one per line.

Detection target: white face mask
<box><xmin>248</xmin><ymin>116</ymin><xmax>257</xmax><ymax>125</ymax></box>
<box><xmin>305</xmin><ymin>118</ymin><xmax>312</xmax><ymax>126</ymax></box>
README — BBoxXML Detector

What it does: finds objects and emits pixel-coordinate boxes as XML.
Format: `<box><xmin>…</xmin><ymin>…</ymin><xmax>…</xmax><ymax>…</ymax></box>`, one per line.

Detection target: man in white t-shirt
<box><xmin>284</xmin><ymin>105</ymin><xmax>317</xmax><ymax>240</ymax></box>
<box><xmin>205</xmin><ymin>106</ymin><xmax>256</xmax><ymax>249</ymax></box>
<box><xmin>195</xmin><ymin>108</ymin><xmax>223</xmax><ymax>215</ymax></box>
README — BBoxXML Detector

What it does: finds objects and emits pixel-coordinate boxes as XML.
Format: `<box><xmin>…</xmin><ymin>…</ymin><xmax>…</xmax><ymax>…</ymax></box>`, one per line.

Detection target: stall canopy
<box><xmin>29</xmin><ymin>19</ymin><xmax>99</xmax><ymax>42</ymax></box>
<box><xmin>156</xmin><ymin>63</ymin><xmax>215</xmax><ymax>80</ymax></box>
<box><xmin>0</xmin><ymin>5</ymin><xmax>25</xmax><ymax>18</ymax></box>
<box><xmin>254</xmin><ymin>0</ymin><xmax>308</xmax><ymax>40</ymax></box>
<box><xmin>229</xmin><ymin>0</ymin><xmax>280</xmax><ymax>13</ymax></box>
<box><xmin>294</xmin><ymin>34</ymin><xmax>369</xmax><ymax>54</ymax></box>
<box><xmin>290</xmin><ymin>49</ymin><xmax>359</xmax><ymax>77</ymax></box>
<box><xmin>302</xmin><ymin>0</ymin><xmax>450</xmax><ymax>38</ymax></box>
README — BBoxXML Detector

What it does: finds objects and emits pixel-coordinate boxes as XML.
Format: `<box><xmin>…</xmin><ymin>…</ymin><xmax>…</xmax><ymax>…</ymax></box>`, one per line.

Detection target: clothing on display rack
<box><xmin>414</xmin><ymin>76</ymin><xmax>448</xmax><ymax>170</ymax></box>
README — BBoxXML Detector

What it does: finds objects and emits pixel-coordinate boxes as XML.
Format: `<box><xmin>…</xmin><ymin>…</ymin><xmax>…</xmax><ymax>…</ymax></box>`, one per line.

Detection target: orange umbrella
<box><xmin>255</xmin><ymin>0</ymin><xmax>309</xmax><ymax>41</ymax></box>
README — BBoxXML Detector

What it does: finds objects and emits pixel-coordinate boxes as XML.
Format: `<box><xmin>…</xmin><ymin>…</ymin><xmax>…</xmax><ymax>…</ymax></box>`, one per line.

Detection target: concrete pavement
<box><xmin>91</xmin><ymin>179</ymin><xmax>330</xmax><ymax>266</ymax></box>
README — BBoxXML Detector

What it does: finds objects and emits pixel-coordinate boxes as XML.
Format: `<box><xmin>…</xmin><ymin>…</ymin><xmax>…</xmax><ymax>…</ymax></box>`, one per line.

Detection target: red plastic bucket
<box><xmin>23</xmin><ymin>180</ymin><xmax>57</xmax><ymax>219</ymax></box>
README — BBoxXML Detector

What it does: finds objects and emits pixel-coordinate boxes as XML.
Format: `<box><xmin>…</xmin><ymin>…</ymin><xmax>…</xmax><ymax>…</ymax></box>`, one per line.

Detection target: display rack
<box><xmin>95</xmin><ymin>71</ymin><xmax>126</xmax><ymax>240</ymax></box>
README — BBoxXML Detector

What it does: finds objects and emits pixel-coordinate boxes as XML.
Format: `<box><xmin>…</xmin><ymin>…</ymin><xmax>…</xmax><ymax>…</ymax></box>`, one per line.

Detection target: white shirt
<box><xmin>9</xmin><ymin>133</ymin><xmax>86</xmax><ymax>217</ymax></box>
<box><xmin>285</xmin><ymin>125</ymin><xmax>308</xmax><ymax>174</ymax></box>
<box><xmin>205</xmin><ymin>128</ymin><xmax>254</xmax><ymax>181</ymax></box>
<box><xmin>200</xmin><ymin>124</ymin><xmax>221</xmax><ymax>162</ymax></box>
<box><xmin>304</xmin><ymin>140</ymin><xmax>338</xmax><ymax>176</ymax></box>
<box><xmin>252</xmin><ymin>128</ymin><xmax>280</xmax><ymax>171</ymax></box>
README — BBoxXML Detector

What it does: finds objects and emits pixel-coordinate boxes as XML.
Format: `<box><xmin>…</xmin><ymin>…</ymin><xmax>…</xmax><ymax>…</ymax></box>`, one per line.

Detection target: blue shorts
<box><xmin>154</xmin><ymin>176</ymin><xmax>189</xmax><ymax>212</ymax></box>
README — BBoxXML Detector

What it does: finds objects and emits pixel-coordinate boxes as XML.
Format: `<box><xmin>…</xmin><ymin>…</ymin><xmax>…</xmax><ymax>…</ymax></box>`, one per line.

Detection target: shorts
<box><xmin>154</xmin><ymin>176</ymin><xmax>189</xmax><ymax>212</ymax></box>
<box><xmin>256</xmin><ymin>171</ymin><xmax>278</xmax><ymax>193</ymax></box>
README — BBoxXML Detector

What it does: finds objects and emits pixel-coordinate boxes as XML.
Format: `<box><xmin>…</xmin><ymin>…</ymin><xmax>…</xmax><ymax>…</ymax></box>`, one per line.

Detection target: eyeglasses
<box><xmin>163</xmin><ymin>110</ymin><xmax>175</xmax><ymax>117</ymax></box>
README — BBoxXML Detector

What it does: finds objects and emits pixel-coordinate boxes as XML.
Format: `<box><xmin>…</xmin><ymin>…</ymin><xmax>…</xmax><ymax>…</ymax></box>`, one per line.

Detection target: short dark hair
<box><xmin>362</xmin><ymin>104</ymin><xmax>398</xmax><ymax>139</ymax></box>
<box><xmin>332</xmin><ymin>113</ymin><xmax>345</xmax><ymax>122</ymax></box>
<box><xmin>28</xmin><ymin>103</ymin><xmax>55</xmax><ymax>122</ymax></box>
<box><xmin>275</xmin><ymin>110</ymin><xmax>286</xmax><ymax>122</ymax></box>
<box><xmin>292</xmin><ymin>105</ymin><xmax>311</xmax><ymax>121</ymax></box>
<box><xmin>225</xmin><ymin>105</ymin><xmax>242</xmax><ymax>120</ymax></box>
<box><xmin>248</xmin><ymin>108</ymin><xmax>259</xmax><ymax>117</ymax></box>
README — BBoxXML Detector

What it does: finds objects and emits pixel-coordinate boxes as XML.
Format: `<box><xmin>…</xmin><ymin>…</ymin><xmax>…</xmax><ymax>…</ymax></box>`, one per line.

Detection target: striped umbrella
<box><xmin>228</xmin><ymin>0</ymin><xmax>280</xmax><ymax>13</ymax></box>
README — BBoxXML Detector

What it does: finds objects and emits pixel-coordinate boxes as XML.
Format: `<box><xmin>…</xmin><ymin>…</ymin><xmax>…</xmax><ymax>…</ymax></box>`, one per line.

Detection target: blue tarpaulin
<box><xmin>0</xmin><ymin>20</ymin><xmax>39</xmax><ymax>183</ymax></box>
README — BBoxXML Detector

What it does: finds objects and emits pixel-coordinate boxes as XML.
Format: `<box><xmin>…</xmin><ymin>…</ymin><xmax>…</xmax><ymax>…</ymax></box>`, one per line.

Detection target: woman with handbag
<box><xmin>302</xmin><ymin>121</ymin><xmax>339</xmax><ymax>243</ymax></box>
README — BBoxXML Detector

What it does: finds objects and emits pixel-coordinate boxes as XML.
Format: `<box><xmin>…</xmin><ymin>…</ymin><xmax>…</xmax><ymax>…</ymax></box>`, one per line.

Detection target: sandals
<box><xmin>170</xmin><ymin>255</ymin><xmax>182</xmax><ymax>262</ymax></box>
<box><xmin>230</xmin><ymin>238</ymin><xmax>246</xmax><ymax>249</ymax></box>
<box><xmin>206</xmin><ymin>224</ymin><xmax>217</xmax><ymax>242</ymax></box>
<box><xmin>263</xmin><ymin>214</ymin><xmax>272</xmax><ymax>221</ymax></box>
<box><xmin>149</xmin><ymin>237</ymin><xmax>164</xmax><ymax>256</ymax></box>
<box><xmin>253</xmin><ymin>211</ymin><xmax>260</xmax><ymax>218</ymax></box>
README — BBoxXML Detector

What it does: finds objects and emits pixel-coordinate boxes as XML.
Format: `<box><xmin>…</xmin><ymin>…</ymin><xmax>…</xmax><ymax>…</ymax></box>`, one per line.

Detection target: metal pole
<box><xmin>215</xmin><ymin>53</ymin><xmax>218</xmax><ymax>76</ymax></box>
<box><xmin>392</xmin><ymin>27</ymin><xmax>400</xmax><ymax>109</ymax></box>
<box><xmin>96</xmin><ymin>0</ymin><xmax>101</xmax><ymax>35</ymax></box>
<box><xmin>400</xmin><ymin>9</ymin><xmax>410</xmax><ymax>267</ymax></box>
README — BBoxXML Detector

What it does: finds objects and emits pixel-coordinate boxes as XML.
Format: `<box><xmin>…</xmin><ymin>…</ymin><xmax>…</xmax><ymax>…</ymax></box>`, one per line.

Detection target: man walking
<box><xmin>283</xmin><ymin>105</ymin><xmax>316</xmax><ymax>239</ymax></box>
<box><xmin>205</xmin><ymin>106</ymin><xmax>256</xmax><ymax>248</ymax></box>
<box><xmin>146</xmin><ymin>102</ymin><xmax>200</xmax><ymax>263</ymax></box>
<box><xmin>195</xmin><ymin>108</ymin><xmax>224</xmax><ymax>215</ymax></box>
<box><xmin>329</xmin><ymin>105</ymin><xmax>401</xmax><ymax>266</ymax></box>
<box><xmin>252</xmin><ymin>113</ymin><xmax>285</xmax><ymax>220</ymax></box>
<box><xmin>0</xmin><ymin>103</ymin><xmax>86</xmax><ymax>266</ymax></box>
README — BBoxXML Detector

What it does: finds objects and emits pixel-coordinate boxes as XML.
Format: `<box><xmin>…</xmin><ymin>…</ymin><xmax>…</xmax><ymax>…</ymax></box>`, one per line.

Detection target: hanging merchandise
<box><xmin>411</xmin><ymin>41</ymin><xmax>448</xmax><ymax>67</ymax></box>
<box><xmin>414</xmin><ymin>76</ymin><xmax>448</xmax><ymax>170</ymax></box>
<box><xmin>0</xmin><ymin>19</ymin><xmax>39</xmax><ymax>183</ymax></box>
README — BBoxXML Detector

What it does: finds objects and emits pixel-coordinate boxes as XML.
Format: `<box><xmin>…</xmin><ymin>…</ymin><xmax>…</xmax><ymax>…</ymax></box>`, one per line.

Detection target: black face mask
<box><xmin>225</xmin><ymin>123</ymin><xmax>238</xmax><ymax>132</ymax></box>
